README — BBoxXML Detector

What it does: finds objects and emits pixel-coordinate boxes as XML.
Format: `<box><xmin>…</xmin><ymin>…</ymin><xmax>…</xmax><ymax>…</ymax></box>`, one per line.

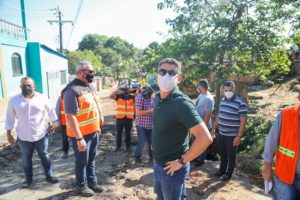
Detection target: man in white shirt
<box><xmin>5</xmin><ymin>77</ymin><xmax>59</xmax><ymax>188</ymax></box>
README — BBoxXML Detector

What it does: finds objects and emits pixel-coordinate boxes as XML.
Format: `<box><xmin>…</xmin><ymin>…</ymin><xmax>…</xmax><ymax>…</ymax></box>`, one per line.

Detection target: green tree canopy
<box><xmin>156</xmin><ymin>0</ymin><xmax>299</xmax><ymax>105</ymax></box>
<box><xmin>77</xmin><ymin>34</ymin><xmax>140</xmax><ymax>79</ymax></box>
<box><xmin>67</xmin><ymin>50</ymin><xmax>103</xmax><ymax>74</ymax></box>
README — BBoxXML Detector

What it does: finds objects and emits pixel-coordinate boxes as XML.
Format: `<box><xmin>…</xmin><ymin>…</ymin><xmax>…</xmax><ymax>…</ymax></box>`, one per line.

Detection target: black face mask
<box><xmin>142</xmin><ymin>88</ymin><xmax>153</xmax><ymax>99</ymax></box>
<box><xmin>85</xmin><ymin>72</ymin><xmax>94</xmax><ymax>83</ymax></box>
<box><xmin>22</xmin><ymin>86</ymin><xmax>33</xmax><ymax>96</ymax></box>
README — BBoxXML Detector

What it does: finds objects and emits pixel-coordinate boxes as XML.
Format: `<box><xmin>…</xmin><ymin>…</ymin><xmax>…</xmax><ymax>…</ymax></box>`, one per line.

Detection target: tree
<box><xmin>104</xmin><ymin>36</ymin><xmax>138</xmax><ymax>59</ymax></box>
<box><xmin>78</xmin><ymin>34</ymin><xmax>109</xmax><ymax>52</ymax></box>
<box><xmin>77</xmin><ymin>34</ymin><xmax>140</xmax><ymax>79</ymax></box>
<box><xmin>158</xmin><ymin>0</ymin><xmax>299</xmax><ymax>108</ymax></box>
<box><xmin>67</xmin><ymin>50</ymin><xmax>103</xmax><ymax>74</ymax></box>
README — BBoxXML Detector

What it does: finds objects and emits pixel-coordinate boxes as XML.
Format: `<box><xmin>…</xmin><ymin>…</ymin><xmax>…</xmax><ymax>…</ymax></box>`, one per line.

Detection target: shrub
<box><xmin>239</xmin><ymin>115</ymin><xmax>272</xmax><ymax>156</ymax></box>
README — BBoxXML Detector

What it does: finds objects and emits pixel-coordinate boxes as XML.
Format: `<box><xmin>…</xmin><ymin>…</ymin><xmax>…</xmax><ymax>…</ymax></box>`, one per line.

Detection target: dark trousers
<box><xmin>17</xmin><ymin>134</ymin><xmax>53</xmax><ymax>183</ymax></box>
<box><xmin>61</xmin><ymin>125</ymin><xmax>69</xmax><ymax>154</ymax></box>
<box><xmin>195</xmin><ymin>128</ymin><xmax>211</xmax><ymax>164</ymax></box>
<box><xmin>217</xmin><ymin>134</ymin><xmax>237</xmax><ymax>177</ymax></box>
<box><xmin>71</xmin><ymin>132</ymin><xmax>99</xmax><ymax>187</ymax></box>
<box><xmin>116</xmin><ymin>118</ymin><xmax>133</xmax><ymax>149</ymax></box>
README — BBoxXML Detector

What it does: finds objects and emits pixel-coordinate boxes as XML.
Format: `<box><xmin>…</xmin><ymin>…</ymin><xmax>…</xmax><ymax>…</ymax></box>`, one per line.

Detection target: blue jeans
<box><xmin>153</xmin><ymin>161</ymin><xmax>190</xmax><ymax>200</ymax></box>
<box><xmin>61</xmin><ymin>125</ymin><xmax>69</xmax><ymax>154</ymax></box>
<box><xmin>134</xmin><ymin>125</ymin><xmax>153</xmax><ymax>161</ymax></box>
<box><xmin>196</xmin><ymin>149</ymin><xmax>207</xmax><ymax>164</ymax></box>
<box><xmin>71</xmin><ymin>132</ymin><xmax>99</xmax><ymax>187</ymax></box>
<box><xmin>17</xmin><ymin>134</ymin><xmax>53</xmax><ymax>183</ymax></box>
<box><xmin>274</xmin><ymin>175</ymin><xmax>300</xmax><ymax>200</ymax></box>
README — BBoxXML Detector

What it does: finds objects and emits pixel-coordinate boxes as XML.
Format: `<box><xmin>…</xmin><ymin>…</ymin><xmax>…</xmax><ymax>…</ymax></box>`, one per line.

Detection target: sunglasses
<box><xmin>158</xmin><ymin>69</ymin><xmax>178</xmax><ymax>77</ymax></box>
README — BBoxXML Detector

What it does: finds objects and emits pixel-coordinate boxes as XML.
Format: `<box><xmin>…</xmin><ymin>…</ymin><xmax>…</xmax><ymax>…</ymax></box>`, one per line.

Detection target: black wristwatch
<box><xmin>76</xmin><ymin>137</ymin><xmax>83</xmax><ymax>141</ymax></box>
<box><xmin>178</xmin><ymin>157</ymin><xmax>186</xmax><ymax>166</ymax></box>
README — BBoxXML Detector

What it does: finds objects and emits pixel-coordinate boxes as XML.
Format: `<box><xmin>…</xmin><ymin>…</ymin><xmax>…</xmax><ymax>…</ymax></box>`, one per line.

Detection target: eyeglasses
<box><xmin>158</xmin><ymin>69</ymin><xmax>178</xmax><ymax>77</ymax></box>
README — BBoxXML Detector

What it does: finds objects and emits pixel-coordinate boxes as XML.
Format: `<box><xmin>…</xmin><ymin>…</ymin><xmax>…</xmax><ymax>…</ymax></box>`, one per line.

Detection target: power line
<box><xmin>47</xmin><ymin>7</ymin><xmax>73</xmax><ymax>53</ymax></box>
<box><xmin>65</xmin><ymin>0</ymin><xmax>84</xmax><ymax>49</ymax></box>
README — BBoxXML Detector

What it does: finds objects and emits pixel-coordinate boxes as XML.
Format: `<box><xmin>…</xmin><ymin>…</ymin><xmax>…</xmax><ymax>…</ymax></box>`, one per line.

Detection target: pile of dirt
<box><xmin>0</xmin><ymin>143</ymin><xmax>20</xmax><ymax>169</ymax></box>
<box><xmin>249</xmin><ymin>76</ymin><xmax>299</xmax><ymax>120</ymax></box>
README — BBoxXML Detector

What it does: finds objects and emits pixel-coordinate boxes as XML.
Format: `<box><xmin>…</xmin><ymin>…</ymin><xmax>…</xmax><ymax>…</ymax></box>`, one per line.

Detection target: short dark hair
<box><xmin>224</xmin><ymin>80</ymin><xmax>235</xmax><ymax>87</ymax></box>
<box><xmin>20</xmin><ymin>77</ymin><xmax>35</xmax><ymax>86</ymax></box>
<box><xmin>158</xmin><ymin>58</ymin><xmax>182</xmax><ymax>74</ymax></box>
<box><xmin>198</xmin><ymin>79</ymin><xmax>209</xmax><ymax>90</ymax></box>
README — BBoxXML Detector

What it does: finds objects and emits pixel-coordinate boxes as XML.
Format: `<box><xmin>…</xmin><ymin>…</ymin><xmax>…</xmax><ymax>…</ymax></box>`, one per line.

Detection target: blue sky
<box><xmin>0</xmin><ymin>0</ymin><xmax>176</xmax><ymax>50</ymax></box>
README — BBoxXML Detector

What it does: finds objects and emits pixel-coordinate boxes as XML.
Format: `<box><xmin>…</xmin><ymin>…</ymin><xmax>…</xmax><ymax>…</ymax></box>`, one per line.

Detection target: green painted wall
<box><xmin>26</xmin><ymin>43</ymin><xmax>43</xmax><ymax>93</ymax></box>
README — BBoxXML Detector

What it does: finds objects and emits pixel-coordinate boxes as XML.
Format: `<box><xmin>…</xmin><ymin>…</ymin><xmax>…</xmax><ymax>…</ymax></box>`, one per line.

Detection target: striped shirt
<box><xmin>218</xmin><ymin>95</ymin><xmax>248</xmax><ymax>136</ymax></box>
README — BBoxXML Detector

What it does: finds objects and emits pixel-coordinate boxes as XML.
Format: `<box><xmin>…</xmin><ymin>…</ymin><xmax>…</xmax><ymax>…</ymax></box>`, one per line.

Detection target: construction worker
<box><xmin>55</xmin><ymin>95</ymin><xmax>69</xmax><ymax>158</ymax></box>
<box><xmin>110</xmin><ymin>84</ymin><xmax>135</xmax><ymax>152</ymax></box>
<box><xmin>262</xmin><ymin>91</ymin><xmax>300</xmax><ymax>199</ymax></box>
<box><xmin>62</xmin><ymin>61</ymin><xmax>103</xmax><ymax>197</ymax></box>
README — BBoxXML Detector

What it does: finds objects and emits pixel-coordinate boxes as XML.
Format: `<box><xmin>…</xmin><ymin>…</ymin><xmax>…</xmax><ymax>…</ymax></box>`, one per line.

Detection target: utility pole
<box><xmin>48</xmin><ymin>7</ymin><xmax>73</xmax><ymax>53</ymax></box>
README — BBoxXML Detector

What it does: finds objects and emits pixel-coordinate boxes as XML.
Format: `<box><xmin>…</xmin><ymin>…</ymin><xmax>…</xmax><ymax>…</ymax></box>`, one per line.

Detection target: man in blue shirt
<box><xmin>211</xmin><ymin>80</ymin><xmax>247</xmax><ymax>181</ymax></box>
<box><xmin>194</xmin><ymin>79</ymin><xmax>214</xmax><ymax>166</ymax></box>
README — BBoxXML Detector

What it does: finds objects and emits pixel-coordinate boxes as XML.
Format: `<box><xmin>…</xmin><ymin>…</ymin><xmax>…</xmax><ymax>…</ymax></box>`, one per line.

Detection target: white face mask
<box><xmin>224</xmin><ymin>91</ymin><xmax>234</xmax><ymax>99</ymax></box>
<box><xmin>157</xmin><ymin>74</ymin><xmax>177</xmax><ymax>92</ymax></box>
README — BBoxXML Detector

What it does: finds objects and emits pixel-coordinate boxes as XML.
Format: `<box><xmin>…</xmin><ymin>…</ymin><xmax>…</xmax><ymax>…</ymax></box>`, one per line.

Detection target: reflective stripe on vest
<box><xmin>66</xmin><ymin>92</ymin><xmax>100</xmax><ymax>137</ymax></box>
<box><xmin>116</xmin><ymin>111</ymin><xmax>135</xmax><ymax>115</ymax></box>
<box><xmin>60</xmin><ymin>96</ymin><xmax>66</xmax><ymax>126</ymax></box>
<box><xmin>76</xmin><ymin>106</ymin><xmax>97</xmax><ymax>115</ymax></box>
<box><xmin>274</xmin><ymin>105</ymin><xmax>300</xmax><ymax>185</ymax></box>
<box><xmin>116</xmin><ymin>97</ymin><xmax>134</xmax><ymax>119</ymax></box>
<box><xmin>278</xmin><ymin>146</ymin><xmax>295</xmax><ymax>158</ymax></box>
<box><xmin>117</xmin><ymin>105</ymin><xmax>134</xmax><ymax>109</ymax></box>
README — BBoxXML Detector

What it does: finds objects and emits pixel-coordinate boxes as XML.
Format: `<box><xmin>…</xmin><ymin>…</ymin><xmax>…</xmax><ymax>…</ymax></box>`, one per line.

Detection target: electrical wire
<box><xmin>65</xmin><ymin>0</ymin><xmax>84</xmax><ymax>49</ymax></box>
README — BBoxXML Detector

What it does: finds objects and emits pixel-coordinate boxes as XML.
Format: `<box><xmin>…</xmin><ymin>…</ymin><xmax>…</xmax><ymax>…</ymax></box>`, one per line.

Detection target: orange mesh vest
<box><xmin>59</xmin><ymin>96</ymin><xmax>66</xmax><ymax>126</ymax></box>
<box><xmin>63</xmin><ymin>79</ymin><xmax>101</xmax><ymax>138</ymax></box>
<box><xmin>274</xmin><ymin>105</ymin><xmax>300</xmax><ymax>185</ymax></box>
<box><xmin>116</xmin><ymin>96</ymin><xmax>135</xmax><ymax>119</ymax></box>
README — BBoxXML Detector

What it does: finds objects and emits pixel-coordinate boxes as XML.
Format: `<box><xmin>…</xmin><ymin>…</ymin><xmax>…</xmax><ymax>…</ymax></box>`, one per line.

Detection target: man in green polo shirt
<box><xmin>152</xmin><ymin>58</ymin><xmax>213</xmax><ymax>200</ymax></box>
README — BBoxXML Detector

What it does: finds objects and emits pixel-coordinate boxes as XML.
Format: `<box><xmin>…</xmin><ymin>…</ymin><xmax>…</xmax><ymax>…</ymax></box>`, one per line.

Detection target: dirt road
<box><xmin>0</xmin><ymin>88</ymin><xmax>272</xmax><ymax>200</ymax></box>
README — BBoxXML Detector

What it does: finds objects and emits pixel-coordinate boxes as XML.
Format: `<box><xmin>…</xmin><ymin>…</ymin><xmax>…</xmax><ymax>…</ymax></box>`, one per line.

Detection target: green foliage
<box><xmin>239</xmin><ymin>115</ymin><xmax>272</xmax><ymax>154</ymax></box>
<box><xmin>293</xmin><ymin>32</ymin><xmax>300</xmax><ymax>47</ymax></box>
<box><xmin>77</xmin><ymin>34</ymin><xmax>140</xmax><ymax>79</ymax></box>
<box><xmin>78</xmin><ymin>34</ymin><xmax>108</xmax><ymax>51</ymax></box>
<box><xmin>155</xmin><ymin>0</ymin><xmax>299</xmax><ymax>104</ymax></box>
<box><xmin>66</xmin><ymin>50</ymin><xmax>102</xmax><ymax>74</ymax></box>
